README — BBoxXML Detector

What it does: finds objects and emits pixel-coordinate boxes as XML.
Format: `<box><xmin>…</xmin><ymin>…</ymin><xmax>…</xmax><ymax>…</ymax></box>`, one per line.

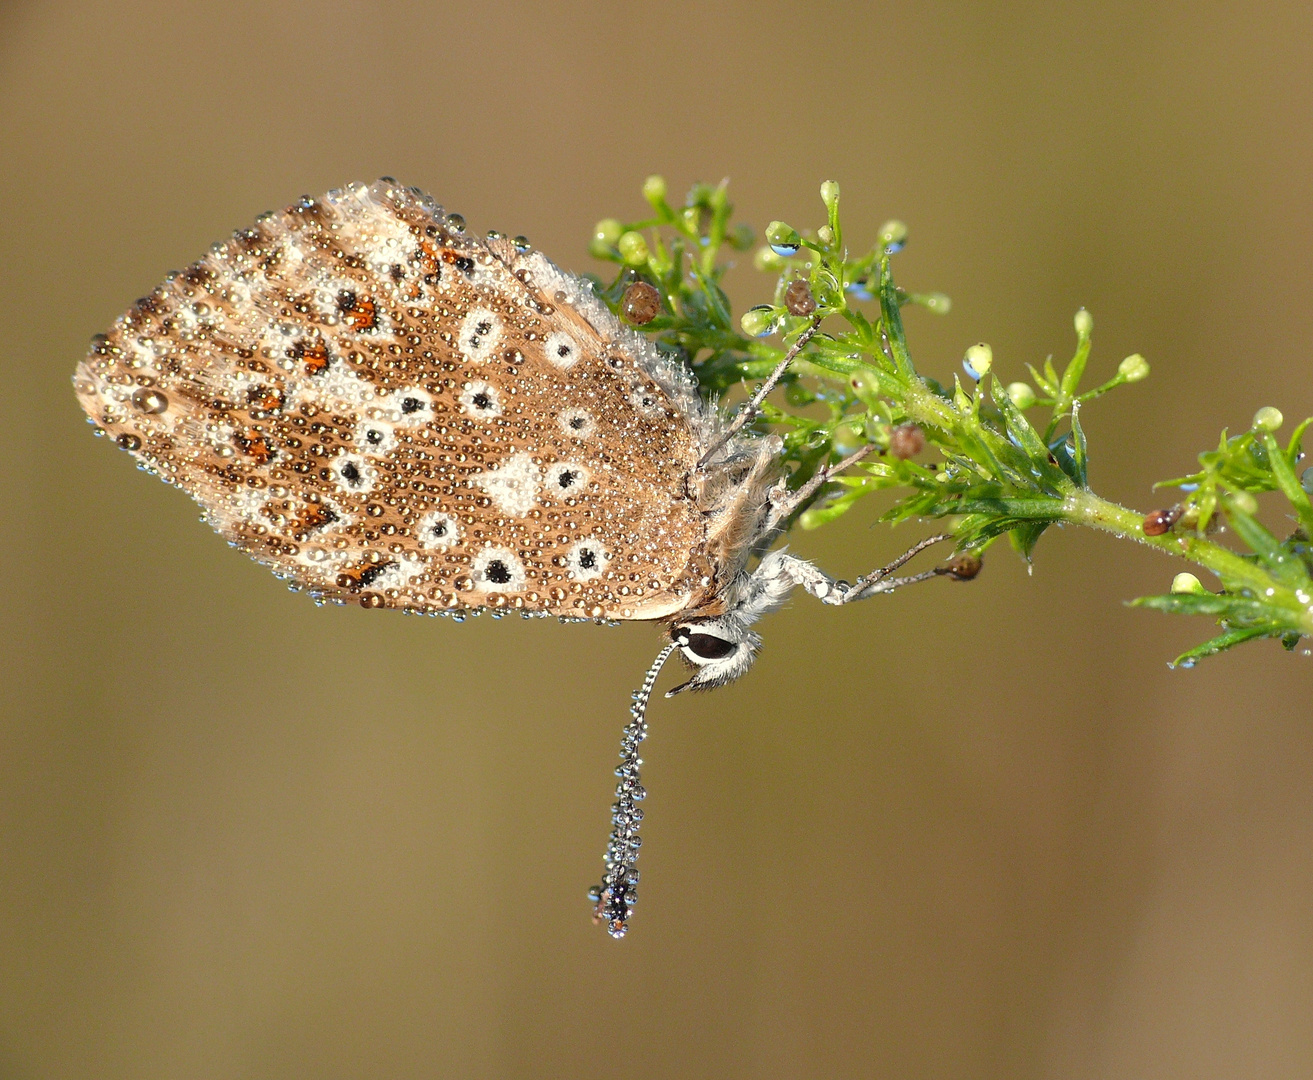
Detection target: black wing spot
<box><xmin>485</xmin><ymin>559</ymin><xmax>511</xmax><ymax>585</ymax></box>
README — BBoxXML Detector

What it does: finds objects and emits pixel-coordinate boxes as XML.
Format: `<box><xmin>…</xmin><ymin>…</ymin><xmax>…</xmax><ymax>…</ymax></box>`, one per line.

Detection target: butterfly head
<box><xmin>667</xmin><ymin>616</ymin><xmax>761</xmax><ymax>695</ymax></box>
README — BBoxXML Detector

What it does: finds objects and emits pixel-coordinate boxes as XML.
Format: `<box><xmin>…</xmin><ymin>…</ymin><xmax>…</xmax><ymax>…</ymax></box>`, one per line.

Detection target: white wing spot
<box><xmin>544</xmin><ymin>461</ymin><xmax>589</xmax><ymax>495</ymax></box>
<box><xmin>478</xmin><ymin>452</ymin><xmax>541</xmax><ymax>516</ymax></box>
<box><xmin>332</xmin><ymin>453</ymin><xmax>376</xmax><ymax>494</ymax></box>
<box><xmin>357</xmin><ymin>418</ymin><xmax>396</xmax><ymax>454</ymax></box>
<box><xmin>544</xmin><ymin>331</ymin><xmax>580</xmax><ymax>370</ymax></box>
<box><xmin>566</xmin><ymin>538</ymin><xmax>609</xmax><ymax>581</ymax></box>
<box><xmin>558</xmin><ymin>407</ymin><xmax>596</xmax><ymax>438</ymax></box>
<box><xmin>459</xmin><ymin>380</ymin><xmax>502</xmax><ymax>417</ymax></box>
<box><xmin>471</xmin><ymin>546</ymin><xmax>526</xmax><ymax>592</ymax></box>
<box><xmin>458</xmin><ymin>308</ymin><xmax>503</xmax><ymax>362</ymax></box>
<box><xmin>417</xmin><ymin>510</ymin><xmax>460</xmax><ymax>551</ymax></box>
<box><xmin>389</xmin><ymin>386</ymin><xmax>433</xmax><ymax>424</ymax></box>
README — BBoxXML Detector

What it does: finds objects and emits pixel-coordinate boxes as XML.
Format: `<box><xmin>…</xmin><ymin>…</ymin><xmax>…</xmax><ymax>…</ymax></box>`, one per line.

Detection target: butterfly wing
<box><xmin>74</xmin><ymin>181</ymin><xmax>721</xmax><ymax>621</ymax></box>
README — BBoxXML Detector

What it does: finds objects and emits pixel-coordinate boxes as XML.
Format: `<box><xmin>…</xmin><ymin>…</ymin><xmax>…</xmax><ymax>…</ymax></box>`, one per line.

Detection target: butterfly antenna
<box><xmin>590</xmin><ymin>641</ymin><xmax>678</xmax><ymax>938</ymax></box>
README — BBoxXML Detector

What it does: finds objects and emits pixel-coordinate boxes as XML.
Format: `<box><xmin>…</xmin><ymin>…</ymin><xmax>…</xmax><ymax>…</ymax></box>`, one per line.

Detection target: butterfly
<box><xmin>73</xmin><ymin>179</ymin><xmax>962</xmax><ymax>936</ymax></box>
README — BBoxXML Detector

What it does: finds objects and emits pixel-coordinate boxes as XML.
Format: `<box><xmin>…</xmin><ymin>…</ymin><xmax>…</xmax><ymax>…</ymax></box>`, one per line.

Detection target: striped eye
<box><xmin>683</xmin><ymin>632</ymin><xmax>736</xmax><ymax>661</ymax></box>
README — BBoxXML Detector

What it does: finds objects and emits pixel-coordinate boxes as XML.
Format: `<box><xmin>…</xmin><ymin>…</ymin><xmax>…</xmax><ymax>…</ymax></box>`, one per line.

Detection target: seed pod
<box><xmin>1142</xmin><ymin>505</ymin><xmax>1183</xmax><ymax>536</ymax></box>
<box><xmin>783</xmin><ymin>279</ymin><xmax>816</xmax><ymax>317</ymax></box>
<box><xmin>621</xmin><ymin>282</ymin><xmax>661</xmax><ymax>325</ymax></box>
<box><xmin>943</xmin><ymin>552</ymin><xmax>983</xmax><ymax>581</ymax></box>
<box><xmin>889</xmin><ymin>423</ymin><xmax>925</xmax><ymax>460</ymax></box>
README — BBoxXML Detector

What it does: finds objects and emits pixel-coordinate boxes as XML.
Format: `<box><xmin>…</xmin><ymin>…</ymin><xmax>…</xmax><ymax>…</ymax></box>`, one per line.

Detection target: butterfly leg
<box><xmin>775</xmin><ymin>532</ymin><xmax>959</xmax><ymax>605</ymax></box>
<box><xmin>764</xmin><ymin>444</ymin><xmax>874</xmax><ymax>533</ymax></box>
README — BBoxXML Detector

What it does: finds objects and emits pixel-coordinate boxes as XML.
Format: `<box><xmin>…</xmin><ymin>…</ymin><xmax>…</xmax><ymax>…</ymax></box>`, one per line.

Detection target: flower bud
<box><xmin>590</xmin><ymin>218</ymin><xmax>624</xmax><ymax>258</ymax></box>
<box><xmin>877</xmin><ymin>219</ymin><xmax>907</xmax><ymax>252</ymax></box>
<box><xmin>1229</xmin><ymin>490</ymin><xmax>1258</xmax><ymax>515</ymax></box>
<box><xmin>617</xmin><ymin>231</ymin><xmax>649</xmax><ymax>267</ymax></box>
<box><xmin>915</xmin><ymin>292</ymin><xmax>951</xmax><ymax>313</ymax></box>
<box><xmin>1118</xmin><ymin>354</ymin><xmax>1150</xmax><ymax>382</ymax></box>
<box><xmin>1171</xmin><ymin>572</ymin><xmax>1206</xmax><ymax>594</ymax></box>
<box><xmin>816</xmin><ymin>225</ymin><xmax>834</xmax><ymax>246</ymax></box>
<box><xmin>1074</xmin><ymin>308</ymin><xmax>1093</xmax><ymax>337</ymax></box>
<box><xmin>754</xmin><ymin>246</ymin><xmax>785</xmax><ymax>272</ymax></box>
<box><xmin>1253</xmin><ymin>406</ymin><xmax>1284</xmax><ymax>432</ymax></box>
<box><xmin>820</xmin><ymin>180</ymin><xmax>841</xmax><ymax>212</ymax></box>
<box><xmin>765</xmin><ymin>221</ymin><xmax>801</xmax><ymax>257</ymax></box>
<box><xmin>1006</xmin><ymin>382</ymin><xmax>1037</xmax><ymax>409</ymax></box>
<box><xmin>728</xmin><ymin>223</ymin><xmax>755</xmax><ymax>250</ymax></box>
<box><xmin>963</xmin><ymin>342</ymin><xmax>992</xmax><ymax>380</ymax></box>
<box><xmin>740</xmin><ymin>305</ymin><xmax>778</xmax><ymax>339</ymax></box>
<box><xmin>642</xmin><ymin>174</ymin><xmax>668</xmax><ymax>208</ymax></box>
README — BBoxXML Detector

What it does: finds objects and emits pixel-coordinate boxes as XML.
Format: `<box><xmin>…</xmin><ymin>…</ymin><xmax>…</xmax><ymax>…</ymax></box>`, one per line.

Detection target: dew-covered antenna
<box><xmin>590</xmin><ymin>641</ymin><xmax>678</xmax><ymax>938</ymax></box>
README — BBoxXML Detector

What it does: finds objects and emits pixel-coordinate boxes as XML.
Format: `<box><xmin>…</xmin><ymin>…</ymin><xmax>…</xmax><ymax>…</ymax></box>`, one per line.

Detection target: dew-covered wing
<box><xmin>73</xmin><ymin>180</ymin><xmax>720</xmax><ymax>620</ymax></box>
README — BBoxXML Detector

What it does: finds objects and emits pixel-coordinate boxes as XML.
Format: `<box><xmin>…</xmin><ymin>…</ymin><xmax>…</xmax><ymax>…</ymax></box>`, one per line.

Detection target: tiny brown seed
<box><xmin>621</xmin><ymin>281</ymin><xmax>661</xmax><ymax>325</ymax></box>
<box><xmin>943</xmin><ymin>552</ymin><xmax>983</xmax><ymax>581</ymax></box>
<box><xmin>1141</xmin><ymin>506</ymin><xmax>1183</xmax><ymax>536</ymax></box>
<box><xmin>783</xmin><ymin>279</ymin><xmax>816</xmax><ymax>317</ymax></box>
<box><xmin>889</xmin><ymin>423</ymin><xmax>925</xmax><ymax>460</ymax></box>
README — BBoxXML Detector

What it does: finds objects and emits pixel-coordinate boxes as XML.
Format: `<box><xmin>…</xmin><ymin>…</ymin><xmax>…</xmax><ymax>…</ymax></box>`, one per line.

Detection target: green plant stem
<box><xmin>1064</xmin><ymin>490</ymin><xmax>1313</xmax><ymax>634</ymax></box>
<box><xmin>900</xmin><ymin>375</ymin><xmax>1313</xmax><ymax>636</ymax></box>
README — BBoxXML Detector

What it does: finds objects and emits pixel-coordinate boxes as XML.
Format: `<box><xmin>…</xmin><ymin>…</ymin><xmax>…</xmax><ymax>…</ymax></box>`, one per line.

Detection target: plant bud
<box><xmin>878</xmin><ymin>219</ymin><xmax>907</xmax><ymax>252</ymax></box>
<box><xmin>783</xmin><ymin>279</ymin><xmax>817</xmax><ymax>317</ymax></box>
<box><xmin>1006</xmin><ymin>382</ymin><xmax>1037</xmax><ymax>409</ymax></box>
<box><xmin>621</xmin><ymin>282</ymin><xmax>661</xmax><ymax>325</ymax></box>
<box><xmin>728</xmin><ymin>224</ymin><xmax>755</xmax><ymax>250</ymax></box>
<box><xmin>1074</xmin><ymin>308</ymin><xmax>1093</xmax><ymax>337</ymax></box>
<box><xmin>962</xmin><ymin>342</ymin><xmax>992</xmax><ymax>380</ymax></box>
<box><xmin>1253</xmin><ymin>406</ymin><xmax>1284</xmax><ymax>432</ymax></box>
<box><xmin>816</xmin><ymin>225</ymin><xmax>834</xmax><ymax>246</ymax></box>
<box><xmin>1118</xmin><ymin>354</ymin><xmax>1150</xmax><ymax>382</ymax></box>
<box><xmin>1171</xmin><ymin>572</ymin><xmax>1206</xmax><ymax>594</ymax></box>
<box><xmin>765</xmin><ymin>221</ymin><xmax>801</xmax><ymax>257</ymax></box>
<box><xmin>590</xmin><ymin>218</ymin><xmax>624</xmax><ymax>258</ymax></box>
<box><xmin>617</xmin><ymin>231</ymin><xmax>649</xmax><ymax>267</ymax></box>
<box><xmin>820</xmin><ymin>180</ymin><xmax>841</xmax><ymax>212</ymax></box>
<box><xmin>642</xmin><ymin>174</ymin><xmax>668</xmax><ymax>208</ymax></box>
<box><xmin>1229</xmin><ymin>490</ymin><xmax>1259</xmax><ymax>515</ymax></box>
<box><xmin>889</xmin><ymin>423</ymin><xmax>925</xmax><ymax>459</ymax></box>
<box><xmin>740</xmin><ymin>306</ymin><xmax>778</xmax><ymax>338</ymax></box>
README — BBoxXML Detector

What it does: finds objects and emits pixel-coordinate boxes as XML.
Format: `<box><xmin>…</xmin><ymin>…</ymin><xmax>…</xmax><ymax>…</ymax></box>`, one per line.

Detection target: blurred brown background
<box><xmin>3</xmin><ymin>1</ymin><xmax>1312</xmax><ymax>1077</ymax></box>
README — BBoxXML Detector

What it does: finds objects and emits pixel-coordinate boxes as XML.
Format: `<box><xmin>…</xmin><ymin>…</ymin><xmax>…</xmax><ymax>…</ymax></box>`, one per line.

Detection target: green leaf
<box><xmin>1225</xmin><ymin>504</ymin><xmax>1311</xmax><ymax>588</ymax></box>
<box><xmin>1009</xmin><ymin>520</ymin><xmax>1051</xmax><ymax>561</ymax></box>
<box><xmin>1168</xmin><ymin>626</ymin><xmax>1279</xmax><ymax>668</ymax></box>
<box><xmin>1070</xmin><ymin>402</ymin><xmax>1089</xmax><ymax>488</ymax></box>
<box><xmin>1131</xmin><ymin>592</ymin><xmax>1274</xmax><ymax>621</ymax></box>
<box><xmin>1260</xmin><ymin>431</ymin><xmax>1313</xmax><ymax>537</ymax></box>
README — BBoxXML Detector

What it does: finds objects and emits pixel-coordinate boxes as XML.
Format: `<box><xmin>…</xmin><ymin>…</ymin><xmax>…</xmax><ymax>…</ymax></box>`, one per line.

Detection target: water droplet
<box><xmin>131</xmin><ymin>387</ymin><xmax>169</xmax><ymax>414</ymax></box>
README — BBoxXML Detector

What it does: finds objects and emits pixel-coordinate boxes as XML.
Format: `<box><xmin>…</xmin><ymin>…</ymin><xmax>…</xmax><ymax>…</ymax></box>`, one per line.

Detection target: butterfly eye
<box><xmin>682</xmin><ymin>633</ymin><xmax>737</xmax><ymax>661</ymax></box>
